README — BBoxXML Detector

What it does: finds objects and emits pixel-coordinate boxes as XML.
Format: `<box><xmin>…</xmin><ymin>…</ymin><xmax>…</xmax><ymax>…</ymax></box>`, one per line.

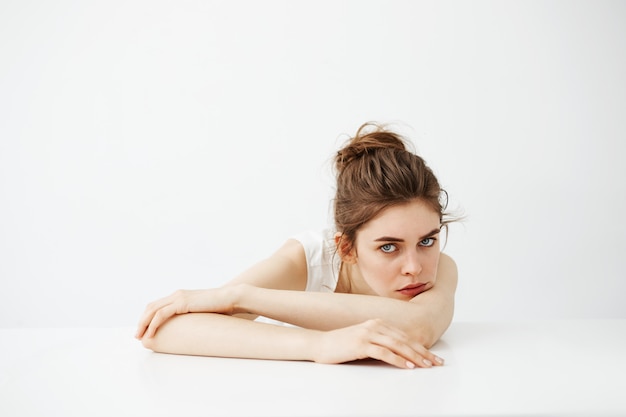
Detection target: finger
<box><xmin>405</xmin><ymin>339</ymin><xmax>444</xmax><ymax>366</ymax></box>
<box><xmin>366</xmin><ymin>325</ymin><xmax>439</xmax><ymax>368</ymax></box>
<box><xmin>363</xmin><ymin>344</ymin><xmax>416</xmax><ymax>369</ymax></box>
<box><xmin>402</xmin><ymin>341</ymin><xmax>437</xmax><ymax>368</ymax></box>
<box><xmin>135</xmin><ymin>324</ymin><xmax>147</xmax><ymax>340</ymax></box>
<box><xmin>135</xmin><ymin>297</ymin><xmax>176</xmax><ymax>339</ymax></box>
<box><xmin>136</xmin><ymin>312</ymin><xmax>156</xmax><ymax>339</ymax></box>
<box><xmin>420</xmin><ymin>348</ymin><xmax>445</xmax><ymax>366</ymax></box>
<box><xmin>368</xmin><ymin>332</ymin><xmax>430</xmax><ymax>368</ymax></box>
<box><xmin>144</xmin><ymin>304</ymin><xmax>178</xmax><ymax>338</ymax></box>
<box><xmin>367</xmin><ymin>320</ymin><xmax>445</xmax><ymax>367</ymax></box>
<box><xmin>353</xmin><ymin>322</ymin><xmax>417</xmax><ymax>368</ymax></box>
<box><xmin>136</xmin><ymin>309</ymin><xmax>159</xmax><ymax>339</ymax></box>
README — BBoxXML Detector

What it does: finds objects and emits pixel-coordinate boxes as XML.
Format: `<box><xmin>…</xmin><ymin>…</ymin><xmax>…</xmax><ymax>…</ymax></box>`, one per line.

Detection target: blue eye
<box><xmin>420</xmin><ymin>238</ymin><xmax>436</xmax><ymax>247</ymax></box>
<box><xmin>380</xmin><ymin>244</ymin><xmax>397</xmax><ymax>253</ymax></box>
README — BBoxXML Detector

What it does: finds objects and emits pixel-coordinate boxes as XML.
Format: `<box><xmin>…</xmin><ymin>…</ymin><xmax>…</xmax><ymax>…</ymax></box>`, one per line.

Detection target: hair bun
<box><xmin>335</xmin><ymin>123</ymin><xmax>408</xmax><ymax>173</ymax></box>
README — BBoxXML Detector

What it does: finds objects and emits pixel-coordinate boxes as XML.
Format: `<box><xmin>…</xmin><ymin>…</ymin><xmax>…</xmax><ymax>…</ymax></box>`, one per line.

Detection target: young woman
<box><xmin>136</xmin><ymin>122</ymin><xmax>458</xmax><ymax>369</ymax></box>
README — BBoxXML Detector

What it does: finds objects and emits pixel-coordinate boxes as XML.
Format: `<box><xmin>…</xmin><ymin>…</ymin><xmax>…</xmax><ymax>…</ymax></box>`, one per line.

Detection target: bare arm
<box><xmin>137</xmin><ymin>244</ymin><xmax>457</xmax><ymax>349</ymax></box>
<box><xmin>141</xmin><ymin>312</ymin><xmax>442</xmax><ymax>369</ymax></box>
<box><xmin>141</xmin><ymin>313</ymin><xmax>315</xmax><ymax>360</ymax></box>
<box><xmin>234</xmin><ymin>253</ymin><xmax>457</xmax><ymax>348</ymax></box>
<box><xmin>136</xmin><ymin>239</ymin><xmax>457</xmax><ymax>364</ymax></box>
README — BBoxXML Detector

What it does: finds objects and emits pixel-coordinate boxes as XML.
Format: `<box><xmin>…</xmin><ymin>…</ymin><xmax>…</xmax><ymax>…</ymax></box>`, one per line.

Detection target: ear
<box><xmin>334</xmin><ymin>232</ymin><xmax>357</xmax><ymax>264</ymax></box>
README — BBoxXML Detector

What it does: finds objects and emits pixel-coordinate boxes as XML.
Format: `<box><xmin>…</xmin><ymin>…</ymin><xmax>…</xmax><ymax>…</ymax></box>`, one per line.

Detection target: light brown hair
<box><xmin>333</xmin><ymin>122</ymin><xmax>452</xmax><ymax>255</ymax></box>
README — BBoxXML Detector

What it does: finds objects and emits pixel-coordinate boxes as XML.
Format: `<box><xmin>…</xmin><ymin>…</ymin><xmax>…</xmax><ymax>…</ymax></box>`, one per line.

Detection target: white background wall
<box><xmin>1</xmin><ymin>0</ymin><xmax>625</xmax><ymax>328</ymax></box>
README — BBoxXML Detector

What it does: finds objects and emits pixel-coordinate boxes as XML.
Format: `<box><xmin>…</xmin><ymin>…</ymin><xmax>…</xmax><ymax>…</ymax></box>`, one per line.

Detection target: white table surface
<box><xmin>1</xmin><ymin>319</ymin><xmax>625</xmax><ymax>417</ymax></box>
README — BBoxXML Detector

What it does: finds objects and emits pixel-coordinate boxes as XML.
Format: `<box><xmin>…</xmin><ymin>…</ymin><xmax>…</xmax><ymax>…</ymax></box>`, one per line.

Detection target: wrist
<box><xmin>231</xmin><ymin>283</ymin><xmax>255</xmax><ymax>315</ymax></box>
<box><xmin>302</xmin><ymin>328</ymin><xmax>325</xmax><ymax>363</ymax></box>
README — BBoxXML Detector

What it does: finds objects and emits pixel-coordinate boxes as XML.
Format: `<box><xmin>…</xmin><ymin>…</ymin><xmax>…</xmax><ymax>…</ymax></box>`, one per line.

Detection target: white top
<box><xmin>294</xmin><ymin>229</ymin><xmax>341</xmax><ymax>293</ymax></box>
<box><xmin>255</xmin><ymin>229</ymin><xmax>341</xmax><ymax>326</ymax></box>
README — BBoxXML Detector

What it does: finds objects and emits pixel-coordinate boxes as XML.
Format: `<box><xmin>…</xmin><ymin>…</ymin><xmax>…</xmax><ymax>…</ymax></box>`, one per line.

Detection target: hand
<box><xmin>135</xmin><ymin>286</ymin><xmax>240</xmax><ymax>340</ymax></box>
<box><xmin>313</xmin><ymin>318</ymin><xmax>444</xmax><ymax>369</ymax></box>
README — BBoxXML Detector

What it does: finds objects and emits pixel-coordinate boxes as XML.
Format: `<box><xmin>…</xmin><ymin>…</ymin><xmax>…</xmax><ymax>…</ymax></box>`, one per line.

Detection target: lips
<box><xmin>398</xmin><ymin>283</ymin><xmax>427</xmax><ymax>297</ymax></box>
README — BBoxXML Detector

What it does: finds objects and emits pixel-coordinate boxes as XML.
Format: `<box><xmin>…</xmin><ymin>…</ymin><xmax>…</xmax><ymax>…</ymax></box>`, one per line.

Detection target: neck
<box><xmin>336</xmin><ymin>262</ymin><xmax>376</xmax><ymax>295</ymax></box>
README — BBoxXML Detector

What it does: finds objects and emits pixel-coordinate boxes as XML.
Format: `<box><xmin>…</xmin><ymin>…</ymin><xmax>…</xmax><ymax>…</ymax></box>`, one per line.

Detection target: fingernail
<box><xmin>406</xmin><ymin>361</ymin><xmax>415</xmax><ymax>369</ymax></box>
<box><xmin>422</xmin><ymin>359</ymin><xmax>432</xmax><ymax>367</ymax></box>
<box><xmin>434</xmin><ymin>356</ymin><xmax>444</xmax><ymax>365</ymax></box>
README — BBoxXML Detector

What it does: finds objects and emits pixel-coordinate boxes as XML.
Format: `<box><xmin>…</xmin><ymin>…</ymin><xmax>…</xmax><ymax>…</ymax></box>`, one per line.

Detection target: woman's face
<box><xmin>349</xmin><ymin>200</ymin><xmax>442</xmax><ymax>300</ymax></box>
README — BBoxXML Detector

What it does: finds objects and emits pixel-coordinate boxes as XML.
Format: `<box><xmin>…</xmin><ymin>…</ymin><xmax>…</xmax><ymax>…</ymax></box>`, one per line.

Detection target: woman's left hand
<box><xmin>135</xmin><ymin>287</ymin><xmax>240</xmax><ymax>340</ymax></box>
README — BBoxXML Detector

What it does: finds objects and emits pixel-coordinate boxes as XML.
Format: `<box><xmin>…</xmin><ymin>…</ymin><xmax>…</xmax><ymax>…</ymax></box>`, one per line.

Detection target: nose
<box><xmin>401</xmin><ymin>250</ymin><xmax>423</xmax><ymax>277</ymax></box>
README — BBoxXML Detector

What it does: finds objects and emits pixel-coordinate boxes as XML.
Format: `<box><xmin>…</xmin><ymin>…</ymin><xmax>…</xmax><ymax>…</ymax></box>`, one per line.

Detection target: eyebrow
<box><xmin>373</xmin><ymin>228</ymin><xmax>441</xmax><ymax>242</ymax></box>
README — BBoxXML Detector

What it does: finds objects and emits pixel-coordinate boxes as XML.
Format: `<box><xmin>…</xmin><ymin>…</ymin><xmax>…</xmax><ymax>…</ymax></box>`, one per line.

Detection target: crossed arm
<box><xmin>136</xmin><ymin>239</ymin><xmax>458</xmax><ymax>369</ymax></box>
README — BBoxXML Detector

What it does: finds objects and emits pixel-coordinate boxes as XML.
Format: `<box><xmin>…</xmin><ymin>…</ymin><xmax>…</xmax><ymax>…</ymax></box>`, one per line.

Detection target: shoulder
<box><xmin>273</xmin><ymin>236</ymin><xmax>307</xmax><ymax>268</ymax></box>
<box><xmin>436</xmin><ymin>253</ymin><xmax>458</xmax><ymax>290</ymax></box>
<box><xmin>224</xmin><ymin>235</ymin><xmax>310</xmax><ymax>291</ymax></box>
<box><xmin>438</xmin><ymin>253</ymin><xmax>457</xmax><ymax>272</ymax></box>
<box><xmin>288</xmin><ymin>229</ymin><xmax>339</xmax><ymax>267</ymax></box>
<box><xmin>267</xmin><ymin>230</ymin><xmax>333</xmax><ymax>286</ymax></box>
<box><xmin>282</xmin><ymin>229</ymin><xmax>341</xmax><ymax>292</ymax></box>
<box><xmin>290</xmin><ymin>229</ymin><xmax>335</xmax><ymax>248</ymax></box>
<box><xmin>227</xmin><ymin>230</ymin><xmax>338</xmax><ymax>292</ymax></box>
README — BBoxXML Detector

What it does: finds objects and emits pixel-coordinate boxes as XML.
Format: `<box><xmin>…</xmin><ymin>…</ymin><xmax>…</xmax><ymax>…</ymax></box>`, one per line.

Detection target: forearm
<box><xmin>142</xmin><ymin>312</ymin><xmax>318</xmax><ymax>360</ymax></box>
<box><xmin>142</xmin><ymin>311</ymin><xmax>445</xmax><ymax>369</ymax></box>
<box><xmin>237</xmin><ymin>286</ymin><xmax>452</xmax><ymax>347</ymax></box>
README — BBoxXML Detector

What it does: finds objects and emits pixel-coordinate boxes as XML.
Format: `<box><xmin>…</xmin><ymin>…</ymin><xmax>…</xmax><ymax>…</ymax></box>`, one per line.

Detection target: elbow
<box><xmin>410</xmin><ymin>327</ymin><xmax>437</xmax><ymax>349</ymax></box>
<box><xmin>407</xmin><ymin>306</ymin><xmax>455</xmax><ymax>349</ymax></box>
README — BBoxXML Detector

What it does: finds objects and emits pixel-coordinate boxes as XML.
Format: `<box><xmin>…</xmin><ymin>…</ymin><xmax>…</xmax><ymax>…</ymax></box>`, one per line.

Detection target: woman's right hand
<box><xmin>312</xmin><ymin>318</ymin><xmax>444</xmax><ymax>369</ymax></box>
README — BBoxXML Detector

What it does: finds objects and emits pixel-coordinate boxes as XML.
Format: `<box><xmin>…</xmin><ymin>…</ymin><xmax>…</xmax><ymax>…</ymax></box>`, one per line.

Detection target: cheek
<box><xmin>358</xmin><ymin>256</ymin><xmax>397</xmax><ymax>283</ymax></box>
<box><xmin>359</xmin><ymin>256</ymin><xmax>387</xmax><ymax>275</ymax></box>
